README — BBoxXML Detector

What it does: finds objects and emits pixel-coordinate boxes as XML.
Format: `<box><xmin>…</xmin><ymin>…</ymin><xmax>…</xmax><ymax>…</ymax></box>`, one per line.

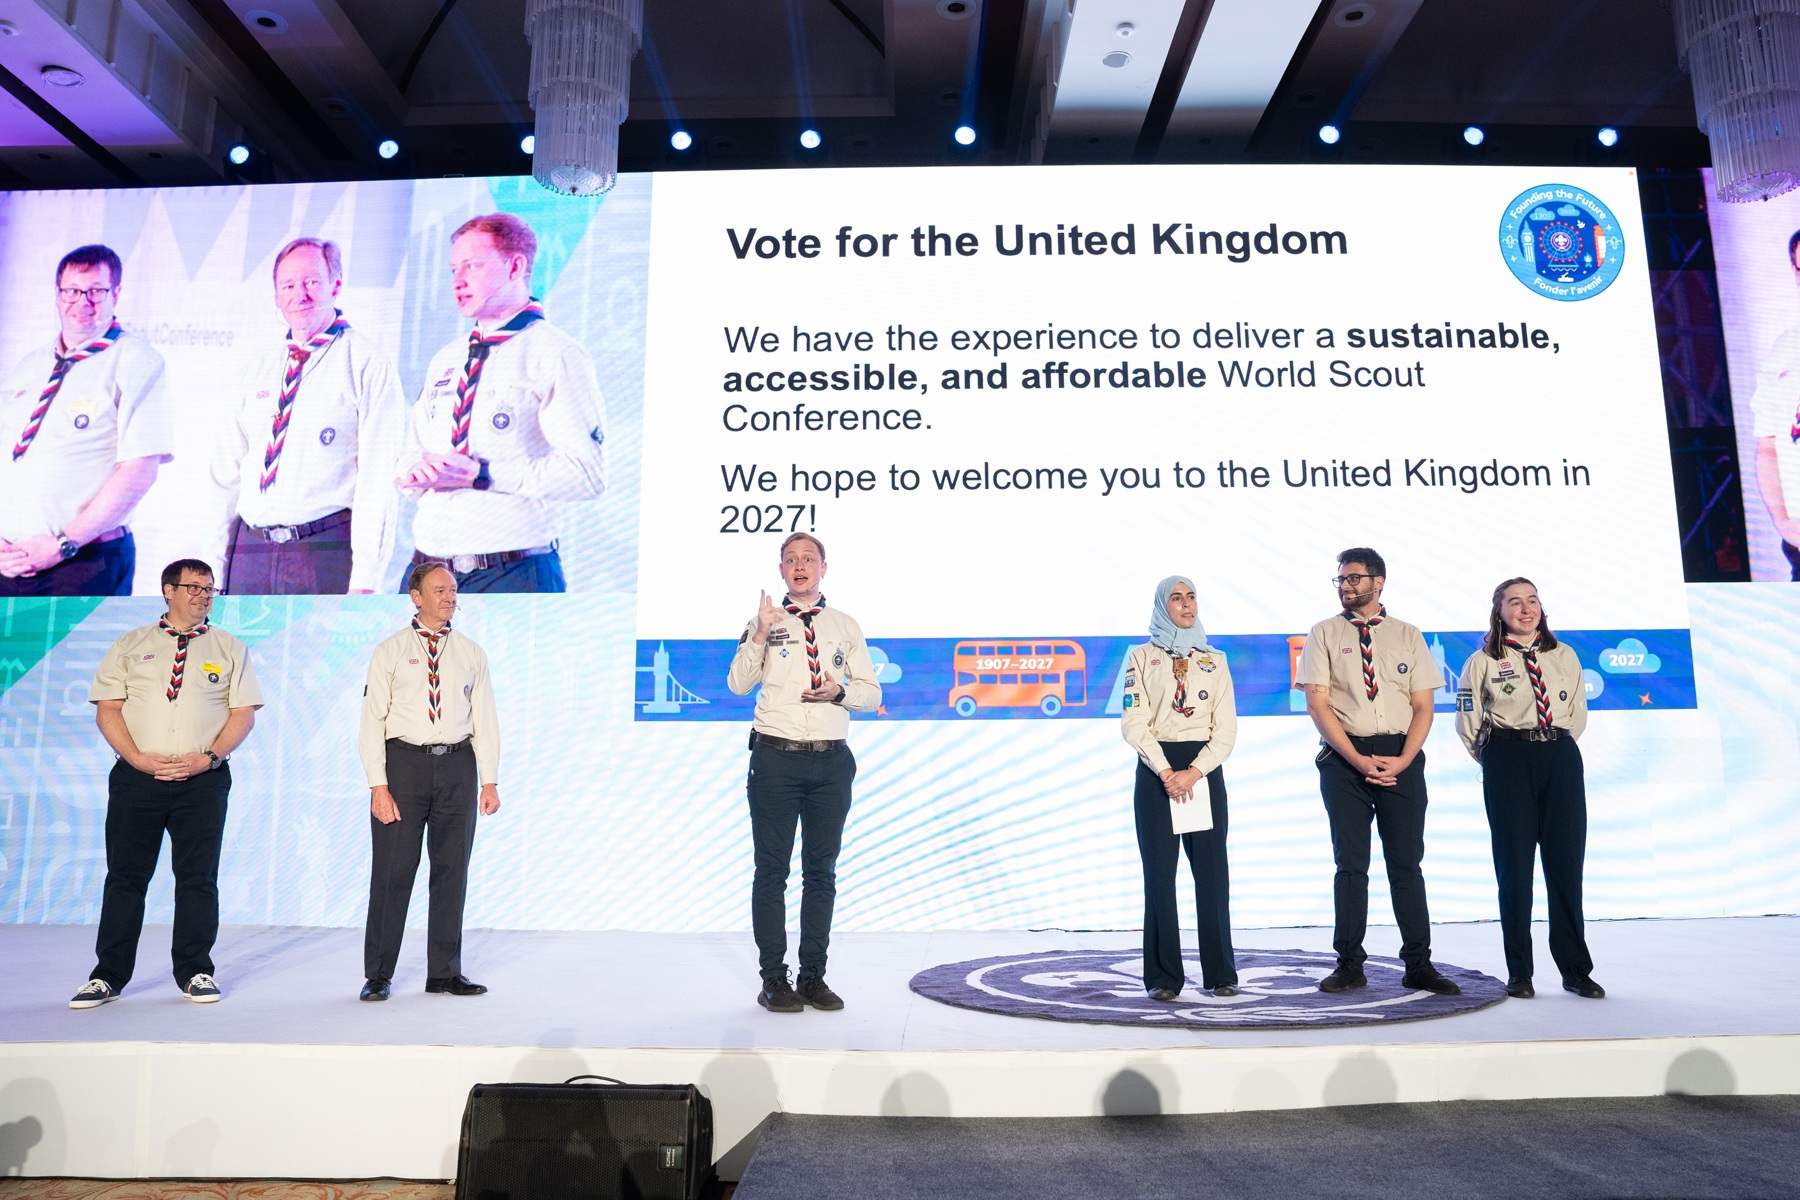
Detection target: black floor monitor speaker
<box><xmin>455</xmin><ymin>1074</ymin><xmax>714</xmax><ymax>1200</ymax></box>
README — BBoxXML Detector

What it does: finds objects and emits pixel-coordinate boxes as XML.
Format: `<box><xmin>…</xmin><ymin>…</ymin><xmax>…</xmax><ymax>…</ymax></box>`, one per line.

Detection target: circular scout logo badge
<box><xmin>492</xmin><ymin>411</ymin><xmax>512</xmax><ymax>430</ymax></box>
<box><xmin>319</xmin><ymin>427</ymin><xmax>336</xmax><ymax>445</ymax></box>
<box><xmin>73</xmin><ymin>414</ymin><xmax>90</xmax><ymax>429</ymax></box>
<box><xmin>1499</xmin><ymin>184</ymin><xmax>1625</xmax><ymax>301</ymax></box>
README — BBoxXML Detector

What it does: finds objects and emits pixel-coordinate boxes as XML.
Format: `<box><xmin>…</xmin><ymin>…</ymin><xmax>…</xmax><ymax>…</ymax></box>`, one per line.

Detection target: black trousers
<box><xmin>90</xmin><ymin>760</ymin><xmax>231</xmax><ymax>991</ymax></box>
<box><xmin>1481</xmin><ymin>735</ymin><xmax>1593</xmax><ymax>981</ymax></box>
<box><xmin>224</xmin><ymin>512</ymin><xmax>352</xmax><ymax>595</ymax></box>
<box><xmin>747</xmin><ymin>741</ymin><xmax>855</xmax><ymax>979</ymax></box>
<box><xmin>1133</xmin><ymin>741</ymin><xmax>1235</xmax><ymax>992</ymax></box>
<box><xmin>365</xmin><ymin>741</ymin><xmax>478</xmax><ymax>981</ymax></box>
<box><xmin>0</xmin><ymin>531</ymin><xmax>133</xmax><ymax>597</ymax></box>
<box><xmin>1318</xmin><ymin>734</ymin><xmax>1433</xmax><ymax>970</ymax></box>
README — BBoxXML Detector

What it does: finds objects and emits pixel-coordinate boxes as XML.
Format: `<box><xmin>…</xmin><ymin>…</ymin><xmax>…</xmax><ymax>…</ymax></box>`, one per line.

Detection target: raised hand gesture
<box><xmin>751</xmin><ymin>589</ymin><xmax>782</xmax><ymax>645</ymax></box>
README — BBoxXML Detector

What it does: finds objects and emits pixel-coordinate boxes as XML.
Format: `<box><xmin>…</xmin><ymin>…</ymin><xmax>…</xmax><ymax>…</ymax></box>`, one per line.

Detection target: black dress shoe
<box><xmin>796</xmin><ymin>974</ymin><xmax>845</xmax><ymax>1010</ymax></box>
<box><xmin>1318</xmin><ymin>965</ymin><xmax>1366</xmax><ymax>993</ymax></box>
<box><xmin>1505</xmin><ymin>976</ymin><xmax>1535</xmax><ymax>999</ymax></box>
<box><xmin>1211</xmin><ymin>984</ymin><xmax>1240</xmax><ymax>998</ymax></box>
<box><xmin>425</xmin><ymin>975</ymin><xmax>487</xmax><ymax>996</ymax></box>
<box><xmin>1562</xmin><ymin>975</ymin><xmax>1606</xmax><ymax>999</ymax></box>
<box><xmin>1400</xmin><ymin>966</ymin><xmax>1463</xmax><ymax>995</ymax></box>
<box><xmin>1147</xmin><ymin>987</ymin><xmax>1181</xmax><ymax>1002</ymax></box>
<box><xmin>758</xmin><ymin>971</ymin><xmax>803</xmax><ymax>1013</ymax></box>
<box><xmin>359</xmin><ymin>978</ymin><xmax>390</xmax><ymax>1002</ymax></box>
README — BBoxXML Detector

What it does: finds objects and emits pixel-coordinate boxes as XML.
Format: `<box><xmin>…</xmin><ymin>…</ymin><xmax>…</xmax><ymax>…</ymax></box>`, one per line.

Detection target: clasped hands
<box><xmin>397</xmin><ymin>452</ymin><xmax>480</xmax><ymax>494</ymax></box>
<box><xmin>1352</xmin><ymin>752</ymin><xmax>1410</xmax><ymax>787</ymax></box>
<box><xmin>1158</xmin><ymin>766</ymin><xmax>1203</xmax><ymax>803</ymax></box>
<box><xmin>130</xmin><ymin>750</ymin><xmax>213</xmax><ymax>781</ymax></box>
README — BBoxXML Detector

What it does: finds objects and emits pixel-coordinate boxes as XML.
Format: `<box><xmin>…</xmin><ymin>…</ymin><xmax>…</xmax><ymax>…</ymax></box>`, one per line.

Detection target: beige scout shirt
<box><xmin>1296</xmin><ymin>612</ymin><xmax>1444</xmax><ymax>737</ymax></box>
<box><xmin>209</xmin><ymin>326</ymin><xmax>406</xmax><ymax>592</ymax></box>
<box><xmin>1750</xmin><ymin>326</ymin><xmax>1800</xmax><ymax>516</ymax></box>
<box><xmin>0</xmin><ymin>330</ymin><xmax>173</xmax><ymax>543</ymax></box>
<box><xmin>88</xmin><ymin>622</ymin><xmax>263</xmax><ymax>757</ymax></box>
<box><xmin>406</xmin><ymin>320</ymin><xmax>606</xmax><ymax>556</ymax></box>
<box><xmin>726</xmin><ymin>602</ymin><xmax>881</xmax><ymax>741</ymax></box>
<box><xmin>358</xmin><ymin>624</ymin><xmax>500</xmax><ymax>787</ymax></box>
<box><xmin>1455</xmin><ymin>640</ymin><xmax>1588</xmax><ymax>758</ymax></box>
<box><xmin>1119</xmin><ymin>642</ymin><xmax>1237</xmax><ymax>776</ymax></box>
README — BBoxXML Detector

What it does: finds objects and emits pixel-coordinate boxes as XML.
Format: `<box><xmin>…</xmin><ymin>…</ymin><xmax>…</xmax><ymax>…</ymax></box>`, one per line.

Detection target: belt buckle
<box><xmin>428</xmin><ymin>744</ymin><xmax>449</xmax><ymax>756</ymax></box>
<box><xmin>266</xmin><ymin>527</ymin><xmax>294</xmax><ymax>544</ymax></box>
<box><xmin>450</xmin><ymin>554</ymin><xmax>480</xmax><ymax>574</ymax></box>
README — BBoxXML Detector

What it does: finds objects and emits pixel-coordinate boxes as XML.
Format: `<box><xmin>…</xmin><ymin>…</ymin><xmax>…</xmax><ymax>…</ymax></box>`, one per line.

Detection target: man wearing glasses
<box><xmin>395</xmin><ymin>213</ymin><xmax>606</xmax><ymax>593</ymax></box>
<box><xmin>71</xmin><ymin>559</ymin><xmax>262</xmax><ymax>1008</ymax></box>
<box><xmin>1295</xmin><ymin>547</ymin><xmax>1461</xmax><ymax>996</ymax></box>
<box><xmin>0</xmin><ymin>244</ymin><xmax>172</xmax><ymax>595</ymax></box>
<box><xmin>209</xmin><ymin>237</ymin><xmax>406</xmax><ymax>594</ymax></box>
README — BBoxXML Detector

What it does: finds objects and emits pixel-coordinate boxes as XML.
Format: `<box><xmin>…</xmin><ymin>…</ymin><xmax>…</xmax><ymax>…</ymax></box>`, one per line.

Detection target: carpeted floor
<box><xmin>733</xmin><ymin>1095</ymin><xmax>1800</xmax><ymax>1200</ymax></box>
<box><xmin>0</xmin><ymin>1184</ymin><xmax>448</xmax><ymax>1199</ymax></box>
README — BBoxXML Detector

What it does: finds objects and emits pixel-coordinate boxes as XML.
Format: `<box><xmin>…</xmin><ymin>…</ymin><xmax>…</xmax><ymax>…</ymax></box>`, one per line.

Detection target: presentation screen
<box><xmin>1</xmin><ymin>164</ymin><xmax>1792</xmax><ymax>937</ymax></box>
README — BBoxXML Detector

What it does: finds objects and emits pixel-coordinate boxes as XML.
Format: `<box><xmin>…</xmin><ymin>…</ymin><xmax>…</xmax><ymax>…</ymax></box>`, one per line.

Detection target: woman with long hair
<box><xmin>1455</xmin><ymin>577</ymin><xmax>1603</xmax><ymax>1000</ymax></box>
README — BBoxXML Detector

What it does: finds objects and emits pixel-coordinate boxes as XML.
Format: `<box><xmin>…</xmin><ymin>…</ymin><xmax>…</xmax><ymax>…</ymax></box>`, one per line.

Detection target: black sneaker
<box><xmin>758</xmin><ymin>971</ymin><xmax>803</xmax><ymax>1012</ymax></box>
<box><xmin>1562</xmin><ymin>975</ymin><xmax>1606</xmax><ymax>999</ymax></box>
<box><xmin>796</xmin><ymin>974</ymin><xmax>845</xmax><ymax>1010</ymax></box>
<box><xmin>1401</xmin><ymin>965</ymin><xmax>1463</xmax><ymax>995</ymax></box>
<box><xmin>1506</xmin><ymin>976</ymin><xmax>1535</xmax><ymax>999</ymax></box>
<box><xmin>1318</xmin><ymin>964</ymin><xmax>1367</xmax><ymax>993</ymax></box>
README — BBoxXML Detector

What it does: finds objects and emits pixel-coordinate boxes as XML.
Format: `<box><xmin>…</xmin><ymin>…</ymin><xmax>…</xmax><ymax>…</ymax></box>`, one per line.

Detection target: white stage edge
<box><xmin>2</xmin><ymin>918</ymin><xmax>1798</xmax><ymax>1179</ymax></box>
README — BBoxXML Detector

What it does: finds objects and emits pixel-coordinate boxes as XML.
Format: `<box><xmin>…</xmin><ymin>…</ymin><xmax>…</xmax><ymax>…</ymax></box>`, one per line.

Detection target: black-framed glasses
<box><xmin>173</xmin><ymin>584</ymin><xmax>220</xmax><ymax>597</ymax></box>
<box><xmin>1331</xmin><ymin>573</ymin><xmax>1376</xmax><ymax>587</ymax></box>
<box><xmin>57</xmin><ymin>286</ymin><xmax>116</xmax><ymax>302</ymax></box>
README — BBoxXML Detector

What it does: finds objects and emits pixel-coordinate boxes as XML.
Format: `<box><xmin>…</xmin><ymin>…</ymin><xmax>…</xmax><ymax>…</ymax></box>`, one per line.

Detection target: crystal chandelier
<box><xmin>1674</xmin><ymin>0</ymin><xmax>1800</xmax><ymax>201</ymax></box>
<box><xmin>524</xmin><ymin>0</ymin><xmax>643</xmax><ymax>196</ymax></box>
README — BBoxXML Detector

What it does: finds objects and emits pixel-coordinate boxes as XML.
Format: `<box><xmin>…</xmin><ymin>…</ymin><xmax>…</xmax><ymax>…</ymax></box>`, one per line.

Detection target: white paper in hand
<box><xmin>1170</xmin><ymin>792</ymin><xmax>1213</xmax><ymax>834</ymax></box>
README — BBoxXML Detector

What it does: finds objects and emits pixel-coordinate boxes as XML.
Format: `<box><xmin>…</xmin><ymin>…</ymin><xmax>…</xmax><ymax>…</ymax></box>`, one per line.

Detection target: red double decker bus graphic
<box><xmin>947</xmin><ymin>639</ymin><xmax>1088</xmax><ymax>716</ymax></box>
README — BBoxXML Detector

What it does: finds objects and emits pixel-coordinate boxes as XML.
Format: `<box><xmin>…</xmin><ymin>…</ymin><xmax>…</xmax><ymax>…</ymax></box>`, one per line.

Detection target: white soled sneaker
<box><xmin>69</xmin><ymin>979</ymin><xmax>117</xmax><ymax>1009</ymax></box>
<box><xmin>184</xmin><ymin>973</ymin><xmax>222</xmax><ymax>1003</ymax></box>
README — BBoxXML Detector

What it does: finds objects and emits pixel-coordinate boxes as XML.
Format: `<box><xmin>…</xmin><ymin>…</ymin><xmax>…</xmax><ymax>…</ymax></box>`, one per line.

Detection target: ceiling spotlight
<box><xmin>243</xmin><ymin>9</ymin><xmax>288</xmax><ymax>34</ymax></box>
<box><xmin>799</xmin><ymin>128</ymin><xmax>822</xmax><ymax>150</ymax></box>
<box><xmin>40</xmin><ymin>66</ymin><xmax>84</xmax><ymax>88</ymax></box>
<box><xmin>1318</xmin><ymin>124</ymin><xmax>1341</xmax><ymax>145</ymax></box>
<box><xmin>1597</xmin><ymin>126</ymin><xmax>1620</xmax><ymax>148</ymax></box>
<box><xmin>377</xmin><ymin>139</ymin><xmax>399</xmax><ymax>159</ymax></box>
<box><xmin>1463</xmin><ymin>125</ymin><xmax>1485</xmax><ymax>146</ymax></box>
<box><xmin>520</xmin><ymin>134</ymin><xmax>536</xmax><ymax>154</ymax></box>
<box><xmin>1102</xmin><ymin>51</ymin><xmax>1131</xmax><ymax>68</ymax></box>
<box><xmin>1116</xmin><ymin>21</ymin><xmax>1134</xmax><ymax>36</ymax></box>
<box><xmin>671</xmin><ymin>130</ymin><xmax>693</xmax><ymax>151</ymax></box>
<box><xmin>954</xmin><ymin>125</ymin><xmax>977</xmax><ymax>146</ymax></box>
<box><xmin>228</xmin><ymin>144</ymin><xmax>252</xmax><ymax>166</ymax></box>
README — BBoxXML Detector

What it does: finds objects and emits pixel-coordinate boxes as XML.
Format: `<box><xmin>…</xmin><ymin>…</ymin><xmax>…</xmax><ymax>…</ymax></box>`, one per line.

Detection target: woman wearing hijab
<box><xmin>1455</xmin><ymin>577</ymin><xmax>1603</xmax><ymax>1001</ymax></box>
<box><xmin>1119</xmin><ymin>575</ymin><xmax>1240</xmax><ymax>1000</ymax></box>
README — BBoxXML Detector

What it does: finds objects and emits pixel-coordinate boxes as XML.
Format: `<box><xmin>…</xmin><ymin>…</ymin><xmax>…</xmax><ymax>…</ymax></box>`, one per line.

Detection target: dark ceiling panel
<box><xmin>1355</xmin><ymin>0</ymin><xmax>1697</xmax><ymax>127</ymax></box>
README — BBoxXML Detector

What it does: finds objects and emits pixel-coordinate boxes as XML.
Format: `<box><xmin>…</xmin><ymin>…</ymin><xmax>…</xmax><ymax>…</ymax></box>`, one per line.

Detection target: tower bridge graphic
<box><xmin>637</xmin><ymin>642</ymin><xmax>709</xmax><ymax>713</ymax></box>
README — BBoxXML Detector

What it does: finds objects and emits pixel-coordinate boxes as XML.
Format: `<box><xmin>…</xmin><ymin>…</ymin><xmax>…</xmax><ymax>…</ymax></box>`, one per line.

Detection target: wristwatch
<box><xmin>55</xmin><ymin>534</ymin><xmax>79</xmax><ymax>560</ymax></box>
<box><xmin>471</xmin><ymin>459</ymin><xmax>493</xmax><ymax>491</ymax></box>
<box><xmin>204</xmin><ymin>749</ymin><xmax>223</xmax><ymax>770</ymax></box>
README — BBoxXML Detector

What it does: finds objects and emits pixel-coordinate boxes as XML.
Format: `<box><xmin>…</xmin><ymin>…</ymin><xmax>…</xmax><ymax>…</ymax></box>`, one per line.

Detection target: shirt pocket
<box><xmin>1373</xmin><ymin>646</ymin><xmax>1419</xmax><ymax>691</ymax></box>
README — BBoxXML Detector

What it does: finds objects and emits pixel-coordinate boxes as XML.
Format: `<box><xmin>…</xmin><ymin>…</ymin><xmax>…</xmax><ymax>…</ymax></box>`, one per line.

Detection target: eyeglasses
<box><xmin>1331</xmin><ymin>574</ymin><xmax>1377</xmax><ymax>587</ymax></box>
<box><xmin>172</xmin><ymin>584</ymin><xmax>220</xmax><ymax>597</ymax></box>
<box><xmin>57</xmin><ymin>286</ymin><xmax>116</xmax><ymax>302</ymax></box>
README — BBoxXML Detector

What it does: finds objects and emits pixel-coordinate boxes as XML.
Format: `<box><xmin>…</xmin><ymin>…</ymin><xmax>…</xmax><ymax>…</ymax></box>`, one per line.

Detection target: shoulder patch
<box><xmin>739</xmin><ymin>631</ymin><xmax>749</xmax><ymax>644</ymax></box>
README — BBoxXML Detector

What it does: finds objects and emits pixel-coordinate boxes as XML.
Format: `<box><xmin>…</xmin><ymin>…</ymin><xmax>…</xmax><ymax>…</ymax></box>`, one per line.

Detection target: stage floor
<box><xmin>3</xmin><ymin>917</ymin><xmax>1798</xmax><ymax>1181</ymax></box>
<box><xmin>3</xmin><ymin>915</ymin><xmax>1798</xmax><ymax>1051</ymax></box>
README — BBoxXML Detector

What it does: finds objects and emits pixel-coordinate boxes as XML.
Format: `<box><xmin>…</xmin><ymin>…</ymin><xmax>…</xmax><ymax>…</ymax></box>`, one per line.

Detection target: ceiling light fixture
<box><xmin>39</xmin><ymin>66</ymin><xmax>84</xmax><ymax>88</ymax></box>
<box><xmin>1463</xmin><ymin>125</ymin><xmax>1485</xmax><ymax>146</ymax></box>
<box><xmin>377</xmin><ymin>139</ymin><xmax>399</xmax><ymax>159</ymax></box>
<box><xmin>525</xmin><ymin>0</ymin><xmax>643</xmax><ymax>195</ymax></box>
<box><xmin>1598</xmin><ymin>126</ymin><xmax>1620</xmax><ymax>147</ymax></box>
<box><xmin>228</xmin><ymin>144</ymin><xmax>252</xmax><ymax>166</ymax></box>
<box><xmin>243</xmin><ymin>10</ymin><xmax>288</xmax><ymax>34</ymax></box>
<box><xmin>1675</xmin><ymin>0</ymin><xmax>1800</xmax><ymax>200</ymax></box>
<box><xmin>671</xmin><ymin>130</ymin><xmax>693</xmax><ymax>151</ymax></box>
<box><xmin>521</xmin><ymin>134</ymin><xmax>536</xmax><ymax>154</ymax></box>
<box><xmin>1319</xmin><ymin>124</ymin><xmax>1342</xmax><ymax>144</ymax></box>
<box><xmin>954</xmin><ymin>125</ymin><xmax>977</xmax><ymax>146</ymax></box>
<box><xmin>1102</xmin><ymin>51</ymin><xmax>1131</xmax><ymax>68</ymax></box>
<box><xmin>800</xmin><ymin>129</ymin><xmax>823</xmax><ymax>150</ymax></box>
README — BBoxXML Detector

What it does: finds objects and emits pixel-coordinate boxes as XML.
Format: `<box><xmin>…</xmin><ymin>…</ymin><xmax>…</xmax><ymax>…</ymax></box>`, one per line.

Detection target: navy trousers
<box><xmin>1481</xmin><ymin>734</ymin><xmax>1593</xmax><ymax>982</ymax></box>
<box><xmin>747</xmin><ymin>741</ymin><xmax>855</xmax><ymax>979</ymax></box>
<box><xmin>1133</xmin><ymin>740</ymin><xmax>1236</xmax><ymax>992</ymax></box>
<box><xmin>1318</xmin><ymin>734</ymin><xmax>1434</xmax><ymax>971</ymax></box>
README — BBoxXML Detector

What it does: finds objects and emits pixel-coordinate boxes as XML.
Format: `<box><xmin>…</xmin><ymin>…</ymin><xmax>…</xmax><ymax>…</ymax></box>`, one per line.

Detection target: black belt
<box><xmin>1489</xmin><ymin>726</ymin><xmax>1570</xmax><ymax>742</ymax></box>
<box><xmin>388</xmin><ymin>737</ymin><xmax>471</xmax><ymax>756</ymax></box>
<box><xmin>415</xmin><ymin>544</ymin><xmax>557</xmax><ymax>575</ymax></box>
<box><xmin>751</xmin><ymin>732</ymin><xmax>846</xmax><ymax>753</ymax></box>
<box><xmin>248</xmin><ymin>508</ymin><xmax>350</xmax><ymax>544</ymax></box>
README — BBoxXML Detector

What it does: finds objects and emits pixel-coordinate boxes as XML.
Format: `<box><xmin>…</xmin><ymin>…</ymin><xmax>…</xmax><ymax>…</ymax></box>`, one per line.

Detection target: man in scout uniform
<box><xmin>396</xmin><ymin>213</ymin><xmax>606</xmax><ymax>593</ymax></box>
<box><xmin>1295</xmin><ymin>547</ymin><xmax>1460</xmax><ymax>995</ymax></box>
<box><xmin>71</xmin><ymin>559</ymin><xmax>263</xmax><ymax>1007</ymax></box>
<box><xmin>0</xmin><ymin>244</ymin><xmax>172</xmax><ymax>595</ymax></box>
<box><xmin>357</xmin><ymin>561</ymin><xmax>501</xmax><ymax>1000</ymax></box>
<box><xmin>211</xmin><ymin>237</ymin><xmax>405</xmax><ymax>594</ymax></box>
<box><xmin>727</xmin><ymin>532</ymin><xmax>881</xmax><ymax>1012</ymax></box>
